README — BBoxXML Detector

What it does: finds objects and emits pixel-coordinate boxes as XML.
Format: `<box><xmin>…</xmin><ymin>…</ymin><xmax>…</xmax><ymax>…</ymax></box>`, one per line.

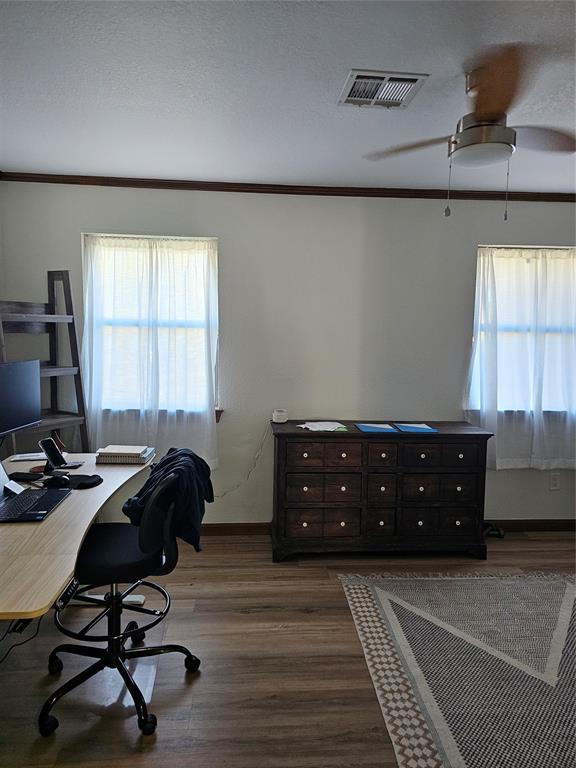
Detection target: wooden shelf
<box><xmin>38</xmin><ymin>411</ymin><xmax>86</xmax><ymax>430</ymax></box>
<box><xmin>40</xmin><ymin>365</ymin><xmax>79</xmax><ymax>378</ymax></box>
<box><xmin>1</xmin><ymin>313</ymin><xmax>73</xmax><ymax>324</ymax></box>
<box><xmin>13</xmin><ymin>411</ymin><xmax>84</xmax><ymax>435</ymax></box>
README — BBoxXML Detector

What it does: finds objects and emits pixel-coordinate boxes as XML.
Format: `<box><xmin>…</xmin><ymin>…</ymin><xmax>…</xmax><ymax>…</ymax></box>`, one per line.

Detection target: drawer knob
<box><xmin>379</xmin><ymin>520</ymin><xmax>385</xmax><ymax>527</ymax></box>
<box><xmin>419</xmin><ymin>486</ymin><xmax>425</xmax><ymax>492</ymax></box>
<box><xmin>455</xmin><ymin>520</ymin><xmax>461</xmax><ymax>526</ymax></box>
<box><xmin>458</xmin><ymin>453</ymin><xmax>464</xmax><ymax>459</ymax></box>
<box><xmin>381</xmin><ymin>452</ymin><xmax>387</xmax><ymax>458</ymax></box>
<box><xmin>340</xmin><ymin>521</ymin><xmax>346</xmax><ymax>527</ymax></box>
<box><xmin>380</xmin><ymin>486</ymin><xmax>386</xmax><ymax>492</ymax></box>
<box><xmin>303</xmin><ymin>486</ymin><xmax>308</xmax><ymax>492</ymax></box>
<box><xmin>456</xmin><ymin>486</ymin><xmax>462</xmax><ymax>492</ymax></box>
<box><xmin>302</xmin><ymin>452</ymin><xmax>309</xmax><ymax>458</ymax></box>
<box><xmin>341</xmin><ymin>452</ymin><xmax>347</xmax><ymax>458</ymax></box>
<box><xmin>340</xmin><ymin>486</ymin><xmax>347</xmax><ymax>492</ymax></box>
<box><xmin>420</xmin><ymin>453</ymin><xmax>426</xmax><ymax>459</ymax></box>
<box><xmin>418</xmin><ymin>520</ymin><xmax>424</xmax><ymax>526</ymax></box>
<box><xmin>302</xmin><ymin>521</ymin><xmax>308</xmax><ymax>528</ymax></box>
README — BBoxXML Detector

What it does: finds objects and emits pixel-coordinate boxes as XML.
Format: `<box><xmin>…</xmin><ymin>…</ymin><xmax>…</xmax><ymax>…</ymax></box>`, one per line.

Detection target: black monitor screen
<box><xmin>0</xmin><ymin>360</ymin><xmax>41</xmax><ymax>438</ymax></box>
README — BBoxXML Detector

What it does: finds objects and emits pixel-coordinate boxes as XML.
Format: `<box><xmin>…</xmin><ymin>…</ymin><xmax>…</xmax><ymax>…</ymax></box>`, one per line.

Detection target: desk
<box><xmin>0</xmin><ymin>454</ymin><xmax>151</xmax><ymax>620</ymax></box>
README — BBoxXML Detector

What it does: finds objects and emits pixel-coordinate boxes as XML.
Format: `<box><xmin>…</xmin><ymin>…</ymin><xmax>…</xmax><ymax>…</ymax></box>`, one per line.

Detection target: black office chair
<box><xmin>39</xmin><ymin>473</ymin><xmax>200</xmax><ymax>737</ymax></box>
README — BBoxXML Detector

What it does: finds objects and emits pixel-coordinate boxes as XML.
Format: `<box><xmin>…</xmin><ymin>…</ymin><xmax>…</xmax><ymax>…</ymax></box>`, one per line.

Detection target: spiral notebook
<box><xmin>96</xmin><ymin>445</ymin><xmax>155</xmax><ymax>464</ymax></box>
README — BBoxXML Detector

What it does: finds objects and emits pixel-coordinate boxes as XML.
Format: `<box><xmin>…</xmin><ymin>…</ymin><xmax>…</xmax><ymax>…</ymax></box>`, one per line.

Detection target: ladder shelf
<box><xmin>0</xmin><ymin>271</ymin><xmax>90</xmax><ymax>452</ymax></box>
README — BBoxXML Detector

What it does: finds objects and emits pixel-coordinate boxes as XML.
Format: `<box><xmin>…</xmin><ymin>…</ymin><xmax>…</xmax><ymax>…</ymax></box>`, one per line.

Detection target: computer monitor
<box><xmin>0</xmin><ymin>360</ymin><xmax>42</xmax><ymax>438</ymax></box>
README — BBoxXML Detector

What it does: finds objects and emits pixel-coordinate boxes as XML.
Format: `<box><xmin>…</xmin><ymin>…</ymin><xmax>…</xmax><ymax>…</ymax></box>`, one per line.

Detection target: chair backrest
<box><xmin>137</xmin><ymin>472</ymin><xmax>179</xmax><ymax>575</ymax></box>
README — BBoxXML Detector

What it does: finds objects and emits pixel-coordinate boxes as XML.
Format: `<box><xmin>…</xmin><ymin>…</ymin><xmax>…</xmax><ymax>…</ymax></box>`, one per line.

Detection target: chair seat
<box><xmin>75</xmin><ymin>523</ymin><xmax>163</xmax><ymax>585</ymax></box>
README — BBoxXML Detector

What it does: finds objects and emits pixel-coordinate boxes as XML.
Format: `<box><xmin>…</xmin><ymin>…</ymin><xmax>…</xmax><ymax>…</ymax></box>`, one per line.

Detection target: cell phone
<box><xmin>38</xmin><ymin>438</ymin><xmax>84</xmax><ymax>470</ymax></box>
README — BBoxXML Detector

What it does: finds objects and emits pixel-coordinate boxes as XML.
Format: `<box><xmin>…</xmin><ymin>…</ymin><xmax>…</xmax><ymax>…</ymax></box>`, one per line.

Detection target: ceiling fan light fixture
<box><xmin>450</xmin><ymin>141</ymin><xmax>515</xmax><ymax>167</ymax></box>
<box><xmin>448</xmin><ymin>114</ymin><xmax>517</xmax><ymax>167</ymax></box>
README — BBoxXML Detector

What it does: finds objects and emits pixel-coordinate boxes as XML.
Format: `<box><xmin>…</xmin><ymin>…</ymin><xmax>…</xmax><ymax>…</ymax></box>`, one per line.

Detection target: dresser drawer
<box><xmin>287</xmin><ymin>442</ymin><xmax>324</xmax><ymax>468</ymax></box>
<box><xmin>367</xmin><ymin>474</ymin><xmax>397</xmax><ymax>504</ymax></box>
<box><xmin>324</xmin><ymin>473</ymin><xmax>362</xmax><ymax>502</ymax></box>
<box><xmin>286</xmin><ymin>509</ymin><xmax>323</xmax><ymax>538</ymax></box>
<box><xmin>366</xmin><ymin>509</ymin><xmax>395</xmax><ymax>536</ymax></box>
<box><xmin>398</xmin><ymin>509</ymin><xmax>437</xmax><ymax>537</ymax></box>
<box><xmin>401</xmin><ymin>444</ymin><xmax>441</xmax><ymax>466</ymax></box>
<box><xmin>286</xmin><ymin>473</ymin><xmax>324</xmax><ymax>502</ymax></box>
<box><xmin>437</xmin><ymin>509</ymin><xmax>478</xmax><ymax>536</ymax></box>
<box><xmin>402</xmin><ymin>474</ymin><xmax>440</xmax><ymax>501</ymax></box>
<box><xmin>368</xmin><ymin>443</ymin><xmax>398</xmax><ymax>467</ymax></box>
<box><xmin>442</xmin><ymin>444</ymin><xmax>478</xmax><ymax>467</ymax></box>
<box><xmin>440</xmin><ymin>474</ymin><xmax>477</xmax><ymax>502</ymax></box>
<box><xmin>325</xmin><ymin>442</ymin><xmax>362</xmax><ymax>467</ymax></box>
<box><xmin>323</xmin><ymin>509</ymin><xmax>361</xmax><ymax>538</ymax></box>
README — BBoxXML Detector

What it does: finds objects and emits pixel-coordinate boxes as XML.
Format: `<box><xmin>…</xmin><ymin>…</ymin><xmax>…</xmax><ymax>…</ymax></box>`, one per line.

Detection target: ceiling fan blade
<box><xmin>471</xmin><ymin>44</ymin><xmax>526</xmax><ymax>119</ymax></box>
<box><xmin>513</xmin><ymin>126</ymin><xmax>576</xmax><ymax>153</ymax></box>
<box><xmin>363</xmin><ymin>136</ymin><xmax>449</xmax><ymax>161</ymax></box>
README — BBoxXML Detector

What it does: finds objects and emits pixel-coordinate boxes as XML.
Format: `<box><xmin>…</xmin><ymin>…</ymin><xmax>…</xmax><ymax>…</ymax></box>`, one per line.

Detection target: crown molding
<box><xmin>0</xmin><ymin>171</ymin><xmax>574</xmax><ymax>202</ymax></box>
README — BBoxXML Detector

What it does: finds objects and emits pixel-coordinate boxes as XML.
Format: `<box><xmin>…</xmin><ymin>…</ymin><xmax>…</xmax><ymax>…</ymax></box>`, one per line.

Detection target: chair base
<box><xmin>39</xmin><ymin>582</ymin><xmax>200</xmax><ymax>737</ymax></box>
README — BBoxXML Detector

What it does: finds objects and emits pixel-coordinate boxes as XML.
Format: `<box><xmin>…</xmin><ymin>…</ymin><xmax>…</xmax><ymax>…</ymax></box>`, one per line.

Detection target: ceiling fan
<box><xmin>364</xmin><ymin>45</ymin><xmax>576</xmax><ymax>167</ymax></box>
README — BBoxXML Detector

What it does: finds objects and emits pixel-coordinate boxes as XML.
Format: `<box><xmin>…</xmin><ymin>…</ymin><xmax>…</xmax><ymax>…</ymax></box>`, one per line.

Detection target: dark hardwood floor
<box><xmin>0</xmin><ymin>532</ymin><xmax>574</xmax><ymax>768</ymax></box>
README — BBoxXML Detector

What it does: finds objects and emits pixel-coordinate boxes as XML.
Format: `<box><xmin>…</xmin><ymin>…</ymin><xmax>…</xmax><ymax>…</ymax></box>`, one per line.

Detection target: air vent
<box><xmin>339</xmin><ymin>70</ymin><xmax>428</xmax><ymax>108</ymax></box>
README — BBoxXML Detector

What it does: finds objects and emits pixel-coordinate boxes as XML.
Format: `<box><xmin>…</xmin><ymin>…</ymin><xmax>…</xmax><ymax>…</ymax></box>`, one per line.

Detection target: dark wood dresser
<box><xmin>271</xmin><ymin>421</ymin><xmax>492</xmax><ymax>561</ymax></box>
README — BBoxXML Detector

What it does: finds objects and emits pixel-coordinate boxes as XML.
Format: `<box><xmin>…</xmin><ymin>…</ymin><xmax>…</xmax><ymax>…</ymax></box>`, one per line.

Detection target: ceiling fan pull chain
<box><xmin>503</xmin><ymin>158</ymin><xmax>511</xmax><ymax>221</ymax></box>
<box><xmin>444</xmin><ymin>157</ymin><xmax>453</xmax><ymax>217</ymax></box>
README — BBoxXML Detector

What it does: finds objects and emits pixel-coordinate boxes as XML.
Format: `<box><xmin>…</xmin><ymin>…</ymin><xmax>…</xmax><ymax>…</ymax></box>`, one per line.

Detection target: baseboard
<box><xmin>490</xmin><ymin>519</ymin><xmax>575</xmax><ymax>532</ymax></box>
<box><xmin>202</xmin><ymin>523</ymin><xmax>271</xmax><ymax>536</ymax></box>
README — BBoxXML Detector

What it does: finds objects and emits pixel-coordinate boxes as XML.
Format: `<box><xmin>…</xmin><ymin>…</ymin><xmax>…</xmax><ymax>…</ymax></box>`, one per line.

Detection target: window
<box><xmin>81</xmin><ymin>234</ymin><xmax>219</xmax><ymax>465</ymax></box>
<box><xmin>464</xmin><ymin>246</ymin><xmax>575</xmax><ymax>470</ymax></box>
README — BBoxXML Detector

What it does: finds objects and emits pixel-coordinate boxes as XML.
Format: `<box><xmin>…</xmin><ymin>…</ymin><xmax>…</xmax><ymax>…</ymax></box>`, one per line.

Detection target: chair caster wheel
<box><xmin>138</xmin><ymin>714</ymin><xmax>157</xmax><ymax>735</ymax></box>
<box><xmin>126</xmin><ymin>621</ymin><xmax>145</xmax><ymax>645</ymax></box>
<box><xmin>39</xmin><ymin>714</ymin><xmax>59</xmax><ymax>737</ymax></box>
<box><xmin>48</xmin><ymin>655</ymin><xmax>63</xmax><ymax>675</ymax></box>
<box><xmin>185</xmin><ymin>655</ymin><xmax>200</xmax><ymax>673</ymax></box>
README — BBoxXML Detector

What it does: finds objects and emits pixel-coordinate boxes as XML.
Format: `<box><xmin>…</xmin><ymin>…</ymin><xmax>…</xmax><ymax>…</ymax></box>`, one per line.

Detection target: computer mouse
<box><xmin>44</xmin><ymin>475</ymin><xmax>71</xmax><ymax>489</ymax></box>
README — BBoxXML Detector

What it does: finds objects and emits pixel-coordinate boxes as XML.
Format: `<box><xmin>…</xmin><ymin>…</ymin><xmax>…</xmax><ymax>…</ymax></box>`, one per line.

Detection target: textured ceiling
<box><xmin>0</xmin><ymin>1</ymin><xmax>574</xmax><ymax>191</ymax></box>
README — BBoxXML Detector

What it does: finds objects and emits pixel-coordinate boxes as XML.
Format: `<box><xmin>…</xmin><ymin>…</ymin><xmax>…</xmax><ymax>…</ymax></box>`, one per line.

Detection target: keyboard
<box><xmin>0</xmin><ymin>488</ymin><xmax>70</xmax><ymax>523</ymax></box>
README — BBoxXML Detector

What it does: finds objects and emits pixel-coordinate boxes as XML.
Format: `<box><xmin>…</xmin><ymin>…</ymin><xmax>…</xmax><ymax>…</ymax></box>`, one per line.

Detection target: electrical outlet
<box><xmin>549</xmin><ymin>472</ymin><xmax>561</xmax><ymax>491</ymax></box>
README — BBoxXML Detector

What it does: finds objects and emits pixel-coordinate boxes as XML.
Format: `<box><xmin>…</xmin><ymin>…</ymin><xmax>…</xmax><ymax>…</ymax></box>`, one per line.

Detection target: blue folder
<box><xmin>394</xmin><ymin>423</ymin><xmax>438</xmax><ymax>433</ymax></box>
<box><xmin>355</xmin><ymin>423</ymin><xmax>398</xmax><ymax>433</ymax></box>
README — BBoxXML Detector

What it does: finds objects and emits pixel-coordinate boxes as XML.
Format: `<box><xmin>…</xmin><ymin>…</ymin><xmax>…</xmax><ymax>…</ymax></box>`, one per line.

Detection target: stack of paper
<box><xmin>297</xmin><ymin>421</ymin><xmax>347</xmax><ymax>432</ymax></box>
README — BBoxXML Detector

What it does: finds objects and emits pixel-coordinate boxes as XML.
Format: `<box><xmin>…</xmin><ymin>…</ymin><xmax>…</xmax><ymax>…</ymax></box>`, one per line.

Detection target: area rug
<box><xmin>340</xmin><ymin>572</ymin><xmax>575</xmax><ymax>768</ymax></box>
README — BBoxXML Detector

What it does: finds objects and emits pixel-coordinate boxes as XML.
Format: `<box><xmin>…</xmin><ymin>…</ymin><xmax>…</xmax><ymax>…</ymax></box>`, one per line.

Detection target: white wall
<box><xmin>0</xmin><ymin>181</ymin><xmax>574</xmax><ymax>522</ymax></box>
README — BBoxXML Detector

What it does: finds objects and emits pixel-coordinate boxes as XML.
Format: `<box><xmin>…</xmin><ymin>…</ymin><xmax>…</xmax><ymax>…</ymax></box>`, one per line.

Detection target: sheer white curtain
<box><xmin>464</xmin><ymin>245</ymin><xmax>575</xmax><ymax>470</ymax></box>
<box><xmin>82</xmin><ymin>234</ymin><xmax>219</xmax><ymax>467</ymax></box>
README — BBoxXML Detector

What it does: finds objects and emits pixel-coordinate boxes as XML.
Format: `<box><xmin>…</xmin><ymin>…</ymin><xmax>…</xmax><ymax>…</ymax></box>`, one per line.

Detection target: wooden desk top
<box><xmin>0</xmin><ymin>454</ymin><xmax>151</xmax><ymax>620</ymax></box>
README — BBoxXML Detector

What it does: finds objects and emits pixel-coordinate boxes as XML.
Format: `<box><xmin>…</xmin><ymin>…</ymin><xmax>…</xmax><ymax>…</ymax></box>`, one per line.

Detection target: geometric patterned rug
<box><xmin>340</xmin><ymin>573</ymin><xmax>575</xmax><ymax>768</ymax></box>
